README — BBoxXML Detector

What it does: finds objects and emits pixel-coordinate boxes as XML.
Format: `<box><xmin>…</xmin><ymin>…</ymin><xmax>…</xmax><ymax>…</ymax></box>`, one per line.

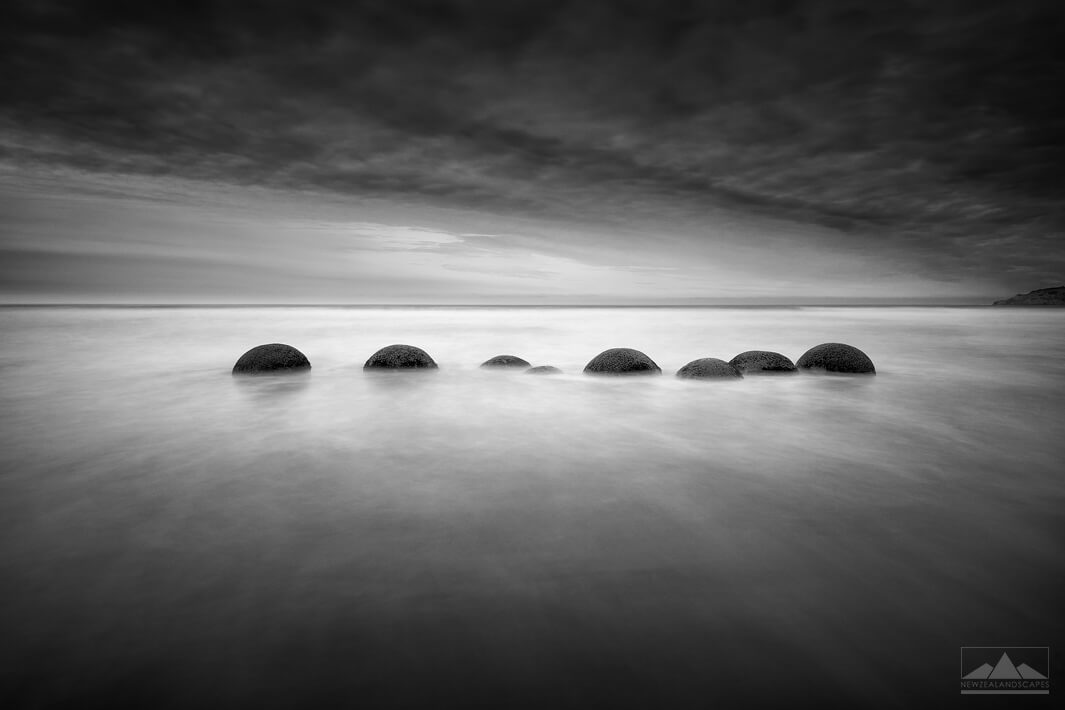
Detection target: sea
<box><xmin>1</xmin><ymin>305</ymin><xmax>1063</xmax><ymax>708</ymax></box>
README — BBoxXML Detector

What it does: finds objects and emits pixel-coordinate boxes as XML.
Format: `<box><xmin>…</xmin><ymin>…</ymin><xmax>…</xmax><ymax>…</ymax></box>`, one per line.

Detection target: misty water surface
<box><xmin>1</xmin><ymin>306</ymin><xmax>1063</xmax><ymax>708</ymax></box>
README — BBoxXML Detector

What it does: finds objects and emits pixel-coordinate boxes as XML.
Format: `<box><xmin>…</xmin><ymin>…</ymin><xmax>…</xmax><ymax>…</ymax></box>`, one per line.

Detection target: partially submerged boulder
<box><xmin>676</xmin><ymin>358</ymin><xmax>743</xmax><ymax>379</ymax></box>
<box><xmin>364</xmin><ymin>344</ymin><xmax>438</xmax><ymax>369</ymax></box>
<box><xmin>525</xmin><ymin>365</ymin><xmax>562</xmax><ymax>375</ymax></box>
<box><xmin>583</xmin><ymin>348</ymin><xmax>661</xmax><ymax>375</ymax></box>
<box><xmin>796</xmin><ymin>343</ymin><xmax>875</xmax><ymax>374</ymax></box>
<box><xmin>481</xmin><ymin>355</ymin><xmax>531</xmax><ymax>369</ymax></box>
<box><xmin>232</xmin><ymin>343</ymin><xmax>311</xmax><ymax>375</ymax></box>
<box><xmin>729</xmin><ymin>350</ymin><xmax>797</xmax><ymax>374</ymax></box>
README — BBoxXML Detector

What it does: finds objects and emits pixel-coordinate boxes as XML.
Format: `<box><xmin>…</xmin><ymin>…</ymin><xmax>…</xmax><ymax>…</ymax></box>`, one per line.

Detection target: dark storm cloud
<box><xmin>2</xmin><ymin>0</ymin><xmax>1064</xmax><ymax>281</ymax></box>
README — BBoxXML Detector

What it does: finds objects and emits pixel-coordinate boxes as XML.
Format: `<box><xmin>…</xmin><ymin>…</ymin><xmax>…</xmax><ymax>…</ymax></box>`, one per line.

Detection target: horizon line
<box><xmin>0</xmin><ymin>301</ymin><xmax>1006</xmax><ymax>309</ymax></box>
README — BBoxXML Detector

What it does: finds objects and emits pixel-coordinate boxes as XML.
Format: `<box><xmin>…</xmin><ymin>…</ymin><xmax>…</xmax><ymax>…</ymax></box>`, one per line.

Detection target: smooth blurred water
<box><xmin>1</xmin><ymin>306</ymin><xmax>1063</xmax><ymax>708</ymax></box>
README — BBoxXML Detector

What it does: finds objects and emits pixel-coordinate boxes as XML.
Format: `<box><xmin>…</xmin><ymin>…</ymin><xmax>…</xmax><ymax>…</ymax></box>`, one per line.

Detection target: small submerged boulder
<box><xmin>481</xmin><ymin>355</ymin><xmax>531</xmax><ymax>369</ymax></box>
<box><xmin>364</xmin><ymin>344</ymin><xmax>438</xmax><ymax>369</ymax></box>
<box><xmin>796</xmin><ymin>343</ymin><xmax>875</xmax><ymax>374</ymax></box>
<box><xmin>729</xmin><ymin>350</ymin><xmax>797</xmax><ymax>374</ymax></box>
<box><xmin>232</xmin><ymin>343</ymin><xmax>311</xmax><ymax>375</ymax></box>
<box><xmin>525</xmin><ymin>365</ymin><xmax>562</xmax><ymax>375</ymax></box>
<box><xmin>676</xmin><ymin>358</ymin><xmax>743</xmax><ymax>379</ymax></box>
<box><xmin>583</xmin><ymin>348</ymin><xmax>661</xmax><ymax>375</ymax></box>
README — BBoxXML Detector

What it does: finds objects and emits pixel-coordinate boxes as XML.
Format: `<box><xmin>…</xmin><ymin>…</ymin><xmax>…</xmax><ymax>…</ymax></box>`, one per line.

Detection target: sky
<box><xmin>1</xmin><ymin>0</ymin><xmax>1063</xmax><ymax>304</ymax></box>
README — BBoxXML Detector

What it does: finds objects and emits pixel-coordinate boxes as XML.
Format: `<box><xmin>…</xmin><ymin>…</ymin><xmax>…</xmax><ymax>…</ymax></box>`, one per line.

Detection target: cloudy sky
<box><xmin>1</xmin><ymin>0</ymin><xmax>1063</xmax><ymax>303</ymax></box>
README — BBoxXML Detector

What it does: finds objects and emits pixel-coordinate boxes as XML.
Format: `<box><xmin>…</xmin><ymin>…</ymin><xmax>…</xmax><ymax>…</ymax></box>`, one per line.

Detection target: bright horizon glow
<box><xmin>0</xmin><ymin>168</ymin><xmax>1018</xmax><ymax>305</ymax></box>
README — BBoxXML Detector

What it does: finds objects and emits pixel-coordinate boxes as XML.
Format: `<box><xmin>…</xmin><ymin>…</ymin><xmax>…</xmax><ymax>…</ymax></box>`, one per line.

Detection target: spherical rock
<box><xmin>481</xmin><ymin>355</ymin><xmax>531</xmax><ymax>369</ymax></box>
<box><xmin>676</xmin><ymin>358</ymin><xmax>743</xmax><ymax>379</ymax></box>
<box><xmin>232</xmin><ymin>343</ymin><xmax>311</xmax><ymax>375</ymax></box>
<box><xmin>364</xmin><ymin>344</ymin><xmax>438</xmax><ymax>369</ymax></box>
<box><xmin>525</xmin><ymin>365</ymin><xmax>562</xmax><ymax>375</ymax></box>
<box><xmin>729</xmin><ymin>350</ymin><xmax>797</xmax><ymax>374</ymax></box>
<box><xmin>796</xmin><ymin>343</ymin><xmax>875</xmax><ymax>374</ymax></box>
<box><xmin>583</xmin><ymin>348</ymin><xmax>661</xmax><ymax>375</ymax></box>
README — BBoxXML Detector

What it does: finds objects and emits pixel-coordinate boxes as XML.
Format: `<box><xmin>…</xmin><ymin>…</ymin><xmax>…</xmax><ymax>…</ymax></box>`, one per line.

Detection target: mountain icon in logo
<box><xmin>962</xmin><ymin>663</ymin><xmax>993</xmax><ymax>680</ymax></box>
<box><xmin>963</xmin><ymin>653</ymin><xmax>1047</xmax><ymax>680</ymax></box>
<box><xmin>1018</xmin><ymin>664</ymin><xmax>1049</xmax><ymax>680</ymax></box>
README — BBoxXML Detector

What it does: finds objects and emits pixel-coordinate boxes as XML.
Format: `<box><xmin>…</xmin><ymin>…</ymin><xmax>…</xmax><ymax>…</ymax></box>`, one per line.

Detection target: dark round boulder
<box><xmin>796</xmin><ymin>343</ymin><xmax>875</xmax><ymax>374</ymax></box>
<box><xmin>364</xmin><ymin>344</ymin><xmax>438</xmax><ymax>369</ymax></box>
<box><xmin>525</xmin><ymin>365</ymin><xmax>562</xmax><ymax>375</ymax></box>
<box><xmin>676</xmin><ymin>358</ymin><xmax>743</xmax><ymax>379</ymax></box>
<box><xmin>232</xmin><ymin>343</ymin><xmax>311</xmax><ymax>375</ymax></box>
<box><xmin>729</xmin><ymin>350</ymin><xmax>797</xmax><ymax>374</ymax></box>
<box><xmin>481</xmin><ymin>355</ymin><xmax>531</xmax><ymax>369</ymax></box>
<box><xmin>583</xmin><ymin>348</ymin><xmax>661</xmax><ymax>375</ymax></box>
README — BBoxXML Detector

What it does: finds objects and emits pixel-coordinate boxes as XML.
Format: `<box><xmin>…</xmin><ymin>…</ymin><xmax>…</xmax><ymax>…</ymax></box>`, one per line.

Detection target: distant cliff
<box><xmin>993</xmin><ymin>286</ymin><xmax>1065</xmax><ymax>305</ymax></box>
